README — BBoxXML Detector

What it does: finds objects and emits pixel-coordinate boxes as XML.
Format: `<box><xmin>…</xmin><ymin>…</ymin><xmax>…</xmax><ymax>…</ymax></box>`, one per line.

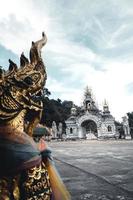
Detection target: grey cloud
<box><xmin>0</xmin><ymin>14</ymin><xmax>33</xmax><ymax>37</ymax></box>
<box><xmin>31</xmin><ymin>0</ymin><xmax>133</xmax><ymax>60</ymax></box>
<box><xmin>0</xmin><ymin>14</ymin><xmax>36</xmax><ymax>57</ymax></box>
<box><xmin>0</xmin><ymin>44</ymin><xmax>18</xmax><ymax>69</ymax></box>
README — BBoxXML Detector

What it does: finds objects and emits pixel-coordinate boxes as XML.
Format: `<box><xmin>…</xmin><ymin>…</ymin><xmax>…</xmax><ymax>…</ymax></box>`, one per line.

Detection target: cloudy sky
<box><xmin>0</xmin><ymin>0</ymin><xmax>133</xmax><ymax>120</ymax></box>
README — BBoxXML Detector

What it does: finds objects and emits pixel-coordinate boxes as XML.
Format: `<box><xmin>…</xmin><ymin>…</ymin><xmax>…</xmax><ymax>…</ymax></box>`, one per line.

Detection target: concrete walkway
<box><xmin>49</xmin><ymin>140</ymin><xmax>133</xmax><ymax>200</ymax></box>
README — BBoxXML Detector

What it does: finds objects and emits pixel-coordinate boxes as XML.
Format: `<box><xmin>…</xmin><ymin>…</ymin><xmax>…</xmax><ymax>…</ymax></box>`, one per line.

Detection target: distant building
<box><xmin>65</xmin><ymin>87</ymin><xmax>117</xmax><ymax>139</ymax></box>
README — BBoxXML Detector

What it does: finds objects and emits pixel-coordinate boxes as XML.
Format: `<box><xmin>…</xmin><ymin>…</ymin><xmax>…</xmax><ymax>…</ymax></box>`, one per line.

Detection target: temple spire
<box><xmin>83</xmin><ymin>86</ymin><xmax>99</xmax><ymax>112</ymax></box>
<box><xmin>84</xmin><ymin>86</ymin><xmax>92</xmax><ymax>98</ymax></box>
<box><xmin>71</xmin><ymin>103</ymin><xmax>77</xmax><ymax>116</ymax></box>
<box><xmin>103</xmin><ymin>99</ymin><xmax>110</xmax><ymax>114</ymax></box>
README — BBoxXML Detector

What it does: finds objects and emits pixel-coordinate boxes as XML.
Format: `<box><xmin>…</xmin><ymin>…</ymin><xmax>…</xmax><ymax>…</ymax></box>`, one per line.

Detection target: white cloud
<box><xmin>46</xmin><ymin>58</ymin><xmax>133</xmax><ymax>121</ymax></box>
<box><xmin>46</xmin><ymin>76</ymin><xmax>82</xmax><ymax>105</ymax></box>
<box><xmin>0</xmin><ymin>0</ymin><xmax>51</xmax><ymax>54</ymax></box>
<box><xmin>0</xmin><ymin>0</ymin><xmax>133</xmax><ymax>121</ymax></box>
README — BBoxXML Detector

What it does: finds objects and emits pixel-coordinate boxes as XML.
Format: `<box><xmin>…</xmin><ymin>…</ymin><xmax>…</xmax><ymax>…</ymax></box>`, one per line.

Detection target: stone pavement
<box><xmin>49</xmin><ymin>140</ymin><xmax>133</xmax><ymax>200</ymax></box>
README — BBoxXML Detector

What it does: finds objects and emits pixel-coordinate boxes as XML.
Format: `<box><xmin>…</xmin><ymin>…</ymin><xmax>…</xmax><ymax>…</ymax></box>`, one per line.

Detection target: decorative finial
<box><xmin>84</xmin><ymin>86</ymin><xmax>92</xmax><ymax>98</ymax></box>
<box><xmin>103</xmin><ymin>99</ymin><xmax>110</xmax><ymax>113</ymax></box>
<box><xmin>103</xmin><ymin>99</ymin><xmax>108</xmax><ymax>107</ymax></box>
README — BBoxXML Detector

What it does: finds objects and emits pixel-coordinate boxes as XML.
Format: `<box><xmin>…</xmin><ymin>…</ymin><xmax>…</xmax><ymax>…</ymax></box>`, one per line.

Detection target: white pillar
<box><xmin>78</xmin><ymin>126</ymin><xmax>83</xmax><ymax>138</ymax></box>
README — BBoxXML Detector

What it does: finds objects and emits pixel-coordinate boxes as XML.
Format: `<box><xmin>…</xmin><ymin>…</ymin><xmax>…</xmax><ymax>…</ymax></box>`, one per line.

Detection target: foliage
<box><xmin>115</xmin><ymin>121</ymin><xmax>124</xmax><ymax>139</ymax></box>
<box><xmin>43</xmin><ymin>88</ymin><xmax>51</xmax><ymax>97</ymax></box>
<box><xmin>24</xmin><ymin>87</ymin><xmax>73</xmax><ymax>132</ymax></box>
<box><xmin>127</xmin><ymin>112</ymin><xmax>133</xmax><ymax>139</ymax></box>
<box><xmin>41</xmin><ymin>97</ymin><xmax>73</xmax><ymax>129</ymax></box>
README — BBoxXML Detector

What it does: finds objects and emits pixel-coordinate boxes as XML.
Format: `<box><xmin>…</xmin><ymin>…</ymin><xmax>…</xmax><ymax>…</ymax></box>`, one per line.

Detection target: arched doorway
<box><xmin>81</xmin><ymin>120</ymin><xmax>98</xmax><ymax>138</ymax></box>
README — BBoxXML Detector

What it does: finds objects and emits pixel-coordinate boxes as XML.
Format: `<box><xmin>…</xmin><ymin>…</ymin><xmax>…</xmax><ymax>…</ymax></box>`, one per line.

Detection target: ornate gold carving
<box><xmin>0</xmin><ymin>176</ymin><xmax>20</xmax><ymax>200</ymax></box>
<box><xmin>0</xmin><ymin>32</ymin><xmax>47</xmax><ymax>135</ymax></box>
<box><xmin>13</xmin><ymin>177</ymin><xmax>20</xmax><ymax>200</ymax></box>
<box><xmin>8</xmin><ymin>110</ymin><xmax>26</xmax><ymax>133</ymax></box>
<box><xmin>21</xmin><ymin>162</ymin><xmax>52</xmax><ymax>199</ymax></box>
<box><xmin>0</xmin><ymin>162</ymin><xmax>52</xmax><ymax>200</ymax></box>
<box><xmin>0</xmin><ymin>33</ymin><xmax>53</xmax><ymax>200</ymax></box>
<box><xmin>0</xmin><ymin>178</ymin><xmax>10</xmax><ymax>200</ymax></box>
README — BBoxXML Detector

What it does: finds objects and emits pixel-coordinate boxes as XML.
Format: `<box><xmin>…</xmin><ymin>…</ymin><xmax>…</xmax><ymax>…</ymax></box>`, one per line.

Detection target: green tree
<box><xmin>43</xmin><ymin>88</ymin><xmax>51</xmax><ymax>97</ymax></box>
<box><xmin>127</xmin><ymin>112</ymin><xmax>133</xmax><ymax>139</ymax></box>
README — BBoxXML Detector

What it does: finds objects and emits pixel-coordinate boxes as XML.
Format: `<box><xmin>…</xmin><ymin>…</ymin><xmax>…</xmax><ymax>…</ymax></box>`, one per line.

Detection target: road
<box><xmin>49</xmin><ymin>140</ymin><xmax>133</xmax><ymax>200</ymax></box>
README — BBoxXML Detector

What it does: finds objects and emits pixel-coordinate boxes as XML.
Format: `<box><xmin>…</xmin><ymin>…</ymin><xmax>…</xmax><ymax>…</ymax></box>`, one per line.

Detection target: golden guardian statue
<box><xmin>0</xmin><ymin>33</ymin><xmax>70</xmax><ymax>200</ymax></box>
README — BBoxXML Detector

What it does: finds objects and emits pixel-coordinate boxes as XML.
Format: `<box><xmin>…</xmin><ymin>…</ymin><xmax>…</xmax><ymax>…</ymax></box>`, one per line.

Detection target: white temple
<box><xmin>65</xmin><ymin>87</ymin><xmax>117</xmax><ymax>139</ymax></box>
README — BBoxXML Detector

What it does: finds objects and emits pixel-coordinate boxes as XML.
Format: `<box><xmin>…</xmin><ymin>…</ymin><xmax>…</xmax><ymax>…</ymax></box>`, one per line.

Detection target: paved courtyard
<box><xmin>49</xmin><ymin>140</ymin><xmax>133</xmax><ymax>200</ymax></box>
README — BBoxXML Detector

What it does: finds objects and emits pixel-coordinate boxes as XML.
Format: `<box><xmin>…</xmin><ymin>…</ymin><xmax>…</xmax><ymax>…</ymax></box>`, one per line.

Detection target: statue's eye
<box><xmin>23</xmin><ymin>77</ymin><xmax>33</xmax><ymax>85</ymax></box>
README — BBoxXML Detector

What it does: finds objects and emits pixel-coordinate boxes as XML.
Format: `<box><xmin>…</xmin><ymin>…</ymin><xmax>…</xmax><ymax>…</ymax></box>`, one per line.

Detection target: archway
<box><xmin>81</xmin><ymin>120</ymin><xmax>98</xmax><ymax>138</ymax></box>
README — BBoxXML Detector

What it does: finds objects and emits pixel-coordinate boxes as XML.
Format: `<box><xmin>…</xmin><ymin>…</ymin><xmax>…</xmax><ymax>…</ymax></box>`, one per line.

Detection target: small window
<box><xmin>70</xmin><ymin>128</ymin><xmax>73</xmax><ymax>134</ymax></box>
<box><xmin>107</xmin><ymin>126</ymin><xmax>112</xmax><ymax>132</ymax></box>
